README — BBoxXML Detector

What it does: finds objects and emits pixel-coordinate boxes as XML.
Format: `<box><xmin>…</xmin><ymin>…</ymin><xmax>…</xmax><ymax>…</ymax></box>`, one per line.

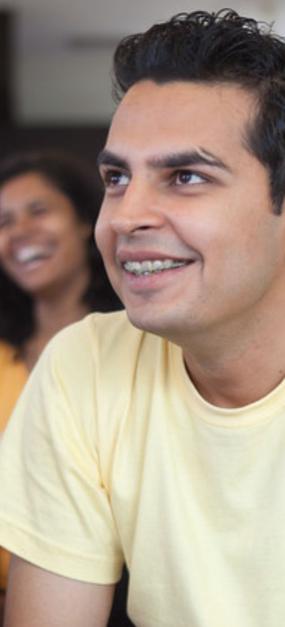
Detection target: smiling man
<box><xmin>1</xmin><ymin>8</ymin><xmax>285</xmax><ymax>627</ymax></box>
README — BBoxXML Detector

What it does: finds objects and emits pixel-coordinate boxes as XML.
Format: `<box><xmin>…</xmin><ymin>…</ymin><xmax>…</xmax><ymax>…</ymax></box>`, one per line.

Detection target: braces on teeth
<box><xmin>124</xmin><ymin>259</ymin><xmax>186</xmax><ymax>275</ymax></box>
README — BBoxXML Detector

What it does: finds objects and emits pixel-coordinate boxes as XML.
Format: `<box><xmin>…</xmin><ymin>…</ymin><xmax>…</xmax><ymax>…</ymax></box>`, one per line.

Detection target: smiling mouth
<box><xmin>14</xmin><ymin>245</ymin><xmax>53</xmax><ymax>265</ymax></box>
<box><xmin>123</xmin><ymin>258</ymin><xmax>192</xmax><ymax>276</ymax></box>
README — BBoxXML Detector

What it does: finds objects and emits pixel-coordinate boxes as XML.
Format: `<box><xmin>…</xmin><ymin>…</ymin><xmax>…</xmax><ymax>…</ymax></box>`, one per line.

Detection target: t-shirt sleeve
<box><xmin>0</xmin><ymin>323</ymin><xmax>124</xmax><ymax>584</ymax></box>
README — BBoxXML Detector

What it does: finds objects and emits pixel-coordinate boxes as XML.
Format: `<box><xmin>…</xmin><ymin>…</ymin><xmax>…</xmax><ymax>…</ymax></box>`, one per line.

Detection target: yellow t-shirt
<box><xmin>0</xmin><ymin>341</ymin><xmax>28</xmax><ymax>589</ymax></box>
<box><xmin>0</xmin><ymin>311</ymin><xmax>285</xmax><ymax>626</ymax></box>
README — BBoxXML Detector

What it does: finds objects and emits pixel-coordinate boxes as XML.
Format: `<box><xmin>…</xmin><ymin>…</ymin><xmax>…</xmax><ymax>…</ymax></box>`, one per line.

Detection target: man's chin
<box><xmin>125</xmin><ymin>308</ymin><xmax>150</xmax><ymax>332</ymax></box>
<box><xmin>125</xmin><ymin>307</ymin><xmax>173</xmax><ymax>339</ymax></box>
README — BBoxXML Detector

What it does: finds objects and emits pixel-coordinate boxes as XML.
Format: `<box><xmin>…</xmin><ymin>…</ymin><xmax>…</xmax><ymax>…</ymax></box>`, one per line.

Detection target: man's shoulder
<box><xmin>47</xmin><ymin>310</ymin><xmax>142</xmax><ymax>356</ymax></box>
<box><xmin>42</xmin><ymin>310</ymin><xmax>161</xmax><ymax>379</ymax></box>
<box><xmin>40</xmin><ymin>310</ymin><xmax>171</xmax><ymax>407</ymax></box>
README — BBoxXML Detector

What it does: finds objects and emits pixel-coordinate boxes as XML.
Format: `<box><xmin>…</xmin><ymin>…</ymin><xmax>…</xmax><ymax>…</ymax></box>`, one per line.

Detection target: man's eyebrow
<box><xmin>97</xmin><ymin>148</ymin><xmax>231</xmax><ymax>173</ymax></box>
<box><xmin>97</xmin><ymin>150</ymin><xmax>129</xmax><ymax>170</ymax></box>
<box><xmin>148</xmin><ymin>149</ymin><xmax>231</xmax><ymax>171</ymax></box>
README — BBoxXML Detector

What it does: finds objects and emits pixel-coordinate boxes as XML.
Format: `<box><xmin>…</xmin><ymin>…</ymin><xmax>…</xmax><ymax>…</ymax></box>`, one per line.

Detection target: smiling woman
<box><xmin>0</xmin><ymin>150</ymin><xmax>123</xmax><ymax>606</ymax></box>
<box><xmin>0</xmin><ymin>150</ymin><xmax>122</xmax><ymax>368</ymax></box>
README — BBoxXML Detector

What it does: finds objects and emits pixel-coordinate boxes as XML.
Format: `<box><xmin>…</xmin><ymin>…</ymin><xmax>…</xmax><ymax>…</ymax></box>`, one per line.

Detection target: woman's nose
<box><xmin>6</xmin><ymin>212</ymin><xmax>35</xmax><ymax>239</ymax></box>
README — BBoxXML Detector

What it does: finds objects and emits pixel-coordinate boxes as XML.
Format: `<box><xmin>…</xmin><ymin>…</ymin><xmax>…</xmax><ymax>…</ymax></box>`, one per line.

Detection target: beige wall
<box><xmin>6</xmin><ymin>0</ymin><xmax>285</xmax><ymax>124</ymax></box>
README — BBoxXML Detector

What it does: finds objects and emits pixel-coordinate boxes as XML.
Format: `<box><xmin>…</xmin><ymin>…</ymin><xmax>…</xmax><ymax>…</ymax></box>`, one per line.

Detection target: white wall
<box><xmin>8</xmin><ymin>0</ymin><xmax>285</xmax><ymax>124</ymax></box>
<box><xmin>14</xmin><ymin>47</ymin><xmax>116</xmax><ymax>123</ymax></box>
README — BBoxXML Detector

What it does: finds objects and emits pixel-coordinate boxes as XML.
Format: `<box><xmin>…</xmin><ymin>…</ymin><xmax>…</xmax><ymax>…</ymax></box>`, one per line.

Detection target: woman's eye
<box><xmin>103</xmin><ymin>170</ymin><xmax>129</xmax><ymax>188</ymax></box>
<box><xmin>0</xmin><ymin>214</ymin><xmax>12</xmax><ymax>229</ymax></box>
<box><xmin>175</xmin><ymin>170</ymin><xmax>205</xmax><ymax>185</ymax></box>
<box><xmin>31</xmin><ymin>205</ymin><xmax>48</xmax><ymax>216</ymax></box>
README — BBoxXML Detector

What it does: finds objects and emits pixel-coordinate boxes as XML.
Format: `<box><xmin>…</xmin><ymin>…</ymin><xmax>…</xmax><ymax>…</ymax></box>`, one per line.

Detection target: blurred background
<box><xmin>0</xmin><ymin>0</ymin><xmax>284</xmax><ymax>163</ymax></box>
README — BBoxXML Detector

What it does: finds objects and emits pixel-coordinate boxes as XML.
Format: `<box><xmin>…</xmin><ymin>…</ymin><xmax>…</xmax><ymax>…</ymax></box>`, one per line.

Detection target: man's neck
<box><xmin>182</xmin><ymin>317</ymin><xmax>285</xmax><ymax>409</ymax></box>
<box><xmin>183</xmin><ymin>351</ymin><xmax>285</xmax><ymax>409</ymax></box>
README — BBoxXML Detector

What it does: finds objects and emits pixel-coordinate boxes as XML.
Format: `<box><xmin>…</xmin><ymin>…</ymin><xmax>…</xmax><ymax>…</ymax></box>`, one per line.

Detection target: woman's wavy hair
<box><xmin>0</xmin><ymin>150</ymin><xmax>122</xmax><ymax>348</ymax></box>
<box><xmin>113</xmin><ymin>8</ymin><xmax>285</xmax><ymax>213</ymax></box>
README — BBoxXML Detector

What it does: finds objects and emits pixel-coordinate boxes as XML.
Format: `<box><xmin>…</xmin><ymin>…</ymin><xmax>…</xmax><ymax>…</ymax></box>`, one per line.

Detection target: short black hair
<box><xmin>0</xmin><ymin>150</ymin><xmax>122</xmax><ymax>348</ymax></box>
<box><xmin>113</xmin><ymin>9</ymin><xmax>285</xmax><ymax>213</ymax></box>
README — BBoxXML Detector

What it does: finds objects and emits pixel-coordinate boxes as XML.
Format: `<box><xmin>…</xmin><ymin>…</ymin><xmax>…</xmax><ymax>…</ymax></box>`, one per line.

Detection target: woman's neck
<box><xmin>22</xmin><ymin>271</ymin><xmax>91</xmax><ymax>370</ymax></box>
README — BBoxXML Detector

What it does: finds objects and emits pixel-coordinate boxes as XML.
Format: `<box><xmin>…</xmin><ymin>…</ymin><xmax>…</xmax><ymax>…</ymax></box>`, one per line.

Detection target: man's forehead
<box><xmin>113</xmin><ymin>78</ymin><xmax>255</xmax><ymax>111</ymax></box>
<box><xmin>105</xmin><ymin>79</ymin><xmax>256</xmax><ymax>164</ymax></box>
<box><xmin>110</xmin><ymin>79</ymin><xmax>256</xmax><ymax>133</ymax></box>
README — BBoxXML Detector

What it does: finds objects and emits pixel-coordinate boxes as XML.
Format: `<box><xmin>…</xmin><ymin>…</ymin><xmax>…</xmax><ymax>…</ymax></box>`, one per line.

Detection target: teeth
<box><xmin>124</xmin><ymin>258</ymin><xmax>187</xmax><ymax>275</ymax></box>
<box><xmin>15</xmin><ymin>246</ymin><xmax>50</xmax><ymax>263</ymax></box>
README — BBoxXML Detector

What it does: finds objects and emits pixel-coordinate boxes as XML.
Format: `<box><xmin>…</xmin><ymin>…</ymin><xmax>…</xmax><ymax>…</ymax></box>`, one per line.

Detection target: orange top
<box><xmin>0</xmin><ymin>341</ymin><xmax>28</xmax><ymax>589</ymax></box>
<box><xmin>0</xmin><ymin>341</ymin><xmax>28</xmax><ymax>432</ymax></box>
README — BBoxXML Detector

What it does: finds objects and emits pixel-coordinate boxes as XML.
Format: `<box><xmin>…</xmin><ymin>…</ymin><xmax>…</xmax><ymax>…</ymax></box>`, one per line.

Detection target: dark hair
<box><xmin>0</xmin><ymin>150</ymin><xmax>122</xmax><ymax>348</ymax></box>
<box><xmin>113</xmin><ymin>9</ymin><xmax>285</xmax><ymax>213</ymax></box>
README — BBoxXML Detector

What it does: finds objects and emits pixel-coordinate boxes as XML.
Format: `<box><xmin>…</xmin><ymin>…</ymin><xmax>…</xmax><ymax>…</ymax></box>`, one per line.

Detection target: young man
<box><xmin>1</xmin><ymin>8</ymin><xmax>285</xmax><ymax>627</ymax></box>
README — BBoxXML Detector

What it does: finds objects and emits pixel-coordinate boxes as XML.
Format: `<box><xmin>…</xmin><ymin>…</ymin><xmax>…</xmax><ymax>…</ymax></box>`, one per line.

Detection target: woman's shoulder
<box><xmin>0</xmin><ymin>341</ymin><xmax>28</xmax><ymax>432</ymax></box>
<box><xmin>0</xmin><ymin>340</ymin><xmax>27</xmax><ymax>377</ymax></box>
<box><xmin>0</xmin><ymin>340</ymin><xmax>17</xmax><ymax>364</ymax></box>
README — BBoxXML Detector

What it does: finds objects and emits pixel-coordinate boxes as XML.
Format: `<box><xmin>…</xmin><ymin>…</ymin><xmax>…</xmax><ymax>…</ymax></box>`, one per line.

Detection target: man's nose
<box><xmin>110</xmin><ymin>180</ymin><xmax>164</xmax><ymax>234</ymax></box>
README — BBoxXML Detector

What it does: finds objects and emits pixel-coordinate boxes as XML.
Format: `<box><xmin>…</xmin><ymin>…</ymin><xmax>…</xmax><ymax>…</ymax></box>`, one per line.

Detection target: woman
<box><xmin>0</xmin><ymin>150</ymin><xmax>122</xmax><ymax>596</ymax></box>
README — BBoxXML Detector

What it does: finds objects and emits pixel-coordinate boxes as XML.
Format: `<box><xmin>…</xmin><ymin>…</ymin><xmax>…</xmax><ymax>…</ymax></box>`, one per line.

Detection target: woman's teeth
<box><xmin>123</xmin><ymin>259</ymin><xmax>188</xmax><ymax>276</ymax></box>
<box><xmin>15</xmin><ymin>246</ymin><xmax>51</xmax><ymax>264</ymax></box>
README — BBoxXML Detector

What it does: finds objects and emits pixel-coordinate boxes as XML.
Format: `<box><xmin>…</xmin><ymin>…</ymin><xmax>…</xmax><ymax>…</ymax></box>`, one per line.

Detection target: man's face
<box><xmin>96</xmin><ymin>80</ymin><xmax>285</xmax><ymax>344</ymax></box>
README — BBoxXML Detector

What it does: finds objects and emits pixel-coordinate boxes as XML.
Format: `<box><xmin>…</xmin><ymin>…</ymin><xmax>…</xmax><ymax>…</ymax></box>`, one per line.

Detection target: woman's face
<box><xmin>0</xmin><ymin>172</ymin><xmax>91</xmax><ymax>295</ymax></box>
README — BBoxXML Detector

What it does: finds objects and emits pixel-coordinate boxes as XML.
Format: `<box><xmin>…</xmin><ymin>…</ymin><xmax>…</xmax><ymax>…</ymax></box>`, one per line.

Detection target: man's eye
<box><xmin>103</xmin><ymin>170</ymin><xmax>129</xmax><ymax>188</ymax></box>
<box><xmin>175</xmin><ymin>170</ymin><xmax>205</xmax><ymax>185</ymax></box>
